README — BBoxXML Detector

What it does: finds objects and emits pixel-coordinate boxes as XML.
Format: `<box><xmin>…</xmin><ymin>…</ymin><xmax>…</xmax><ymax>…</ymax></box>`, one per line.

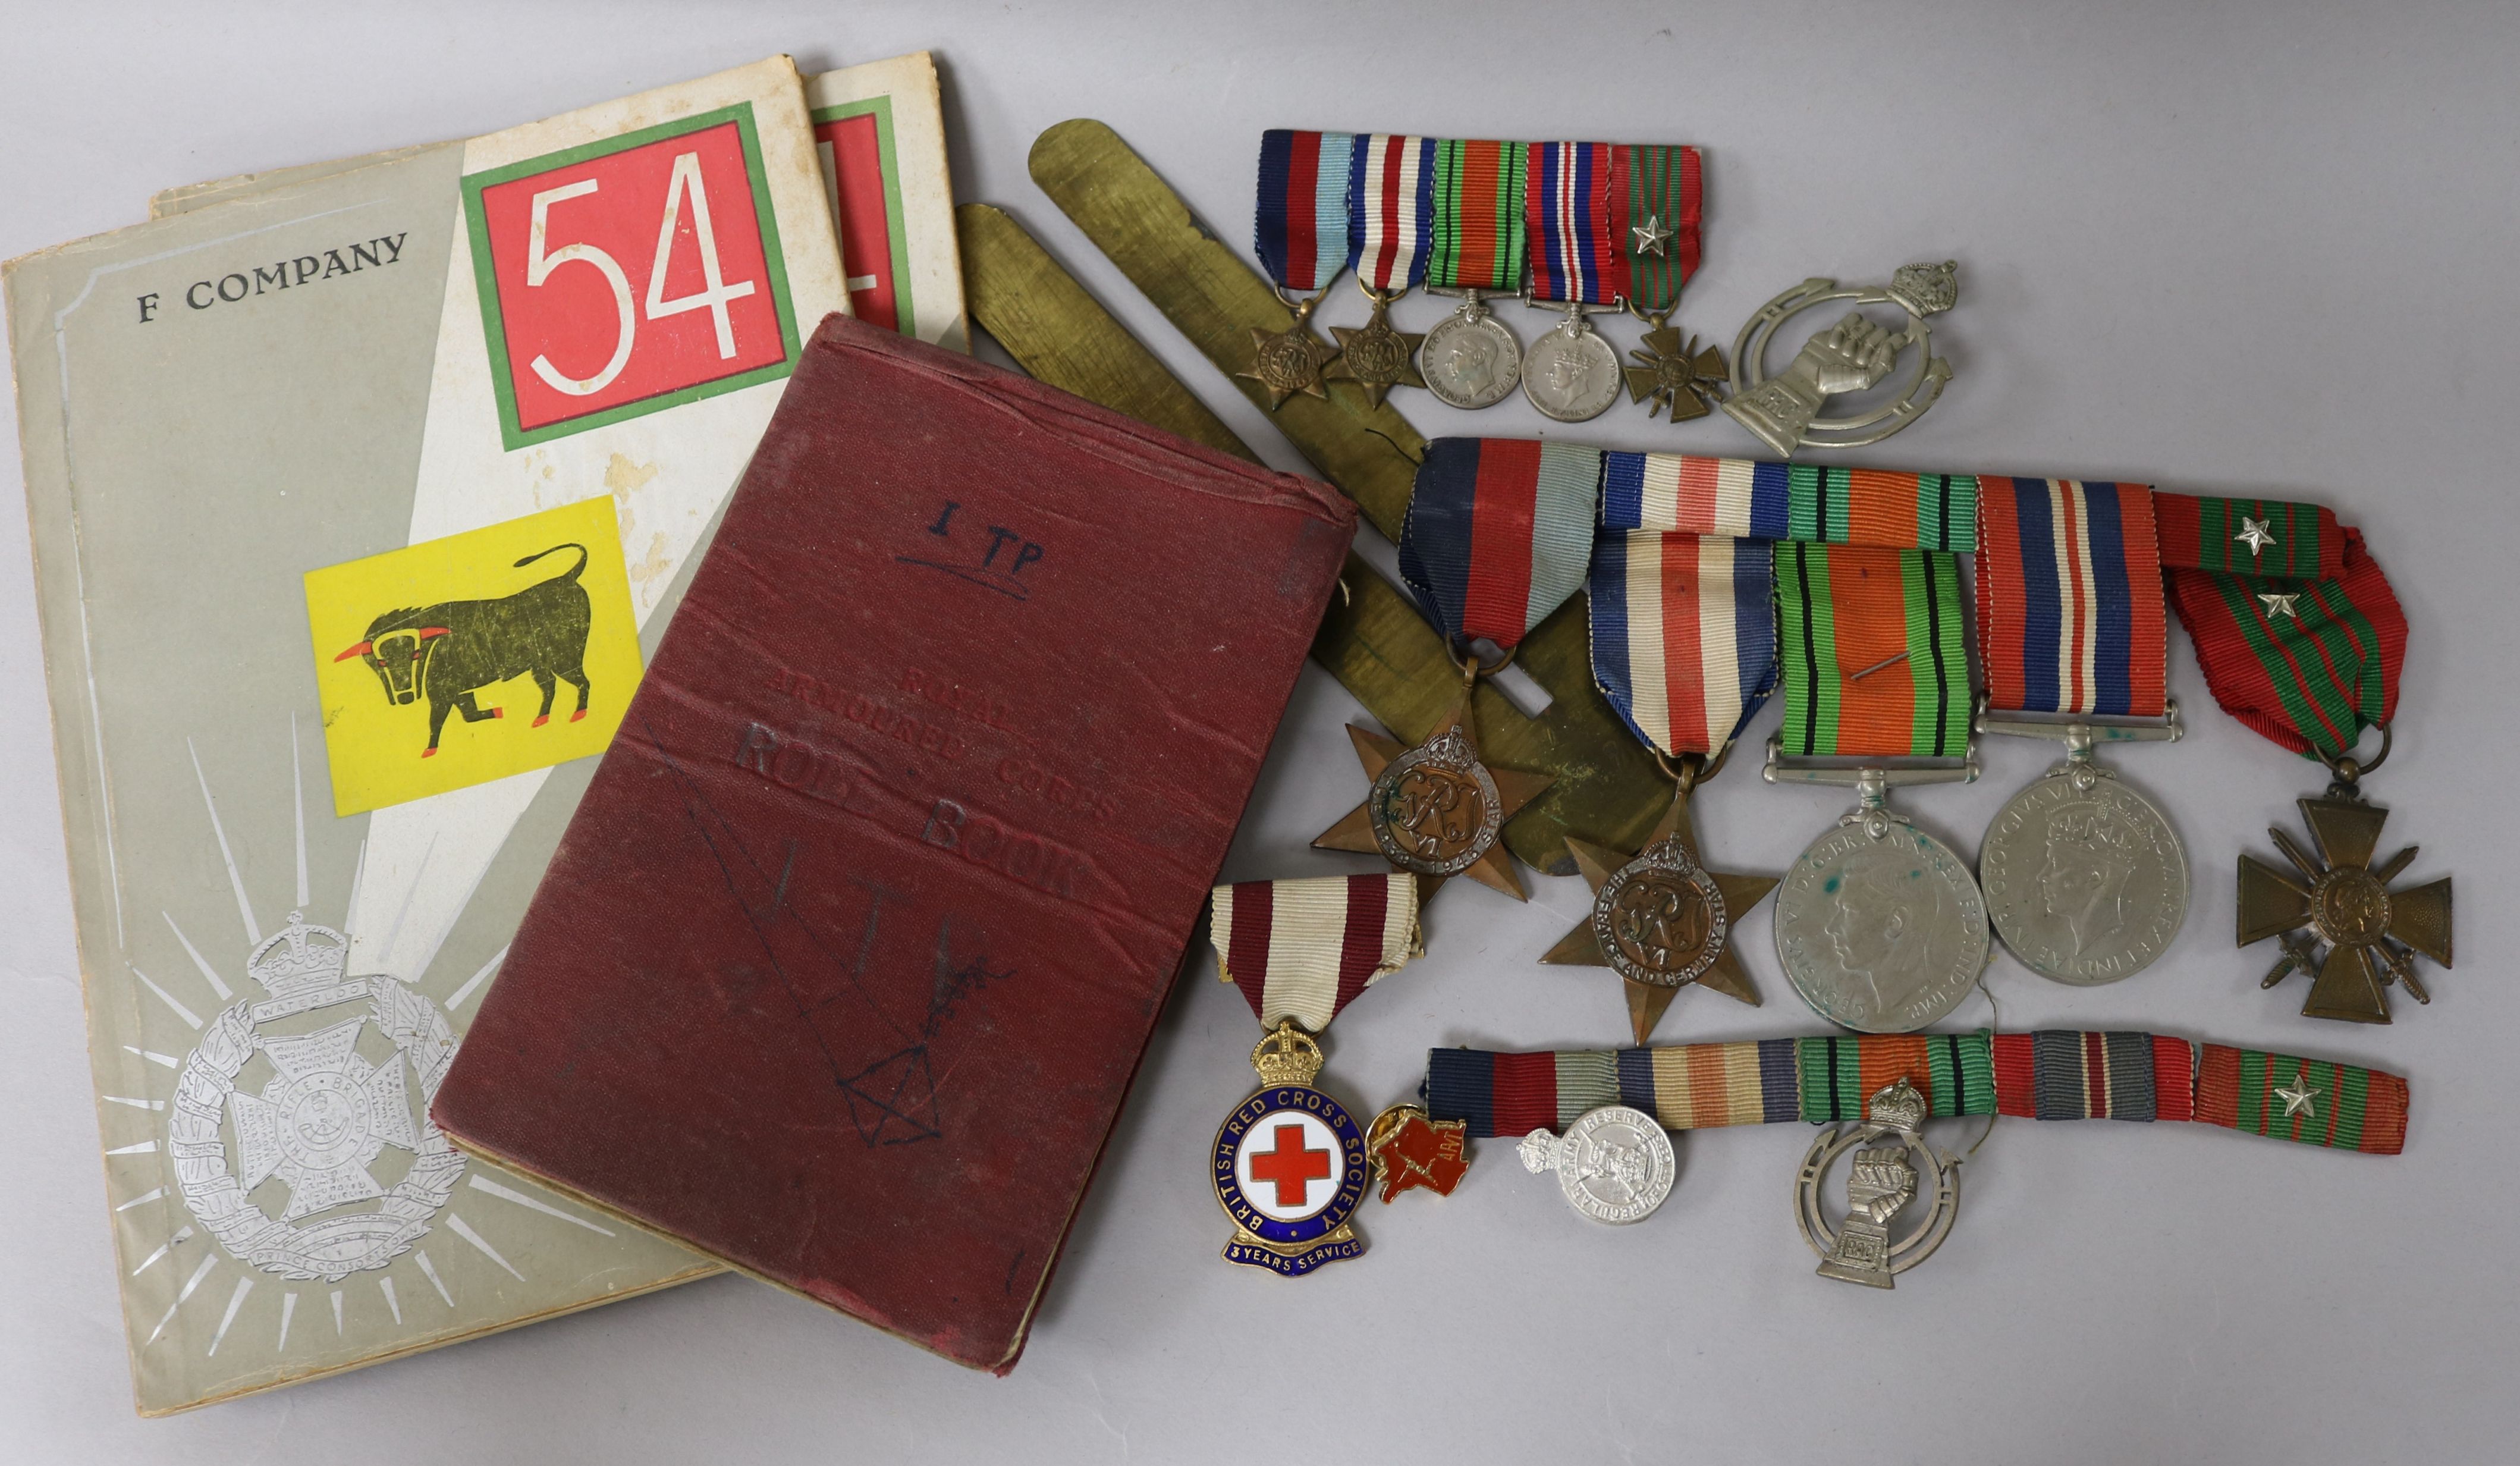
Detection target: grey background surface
<box><xmin>4</xmin><ymin>1</ymin><xmax>2514</xmax><ymax>1460</ymax></box>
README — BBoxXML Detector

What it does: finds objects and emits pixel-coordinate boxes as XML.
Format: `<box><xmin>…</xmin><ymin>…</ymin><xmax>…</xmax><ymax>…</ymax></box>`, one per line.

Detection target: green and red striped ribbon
<box><xmin>2154</xmin><ymin>492</ymin><xmax>2342</xmax><ymax>579</ymax></box>
<box><xmin>1428</xmin><ymin>138</ymin><xmax>1527</xmax><ymax>293</ymax></box>
<box><xmin>1776</xmin><ymin>542</ymin><xmax>1972</xmax><ymax>758</ymax></box>
<box><xmin>2164</xmin><ymin>526</ymin><xmax>2404</xmax><ymax>759</ymax></box>
<box><xmin>2194</xmin><ymin>1043</ymin><xmax>2407</xmax><ymax>1153</ymax></box>
<box><xmin>1620</xmin><ymin>143</ymin><xmax>1702</xmax><ymax>313</ymax></box>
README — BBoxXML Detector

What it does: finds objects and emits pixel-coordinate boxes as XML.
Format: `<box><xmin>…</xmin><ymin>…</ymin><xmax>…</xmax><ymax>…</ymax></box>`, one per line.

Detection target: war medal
<box><xmin>1973</xmin><ymin>479</ymin><xmax>2190</xmax><ymax>985</ymax></box>
<box><xmin>1324</xmin><ymin>134</ymin><xmax>1431</xmax><ymax>407</ymax></box>
<box><xmin>2158</xmin><ymin>497</ymin><xmax>2452</xmax><ymax>1022</ymax></box>
<box><xmin>1616</xmin><ymin>143</ymin><xmax>1724</xmax><ymax>423</ymax></box>
<box><xmin>1245</xmin><ymin>129</ymin><xmax>1357</xmax><ymax>409</ymax></box>
<box><xmin>1723</xmin><ymin>261</ymin><xmax>1958</xmax><ymax>456</ymax></box>
<box><xmin>1421</xmin><ymin>137</ymin><xmax>1528</xmax><ymax>410</ymax></box>
<box><xmin>1208</xmin><ymin>874</ymin><xmax>1422</xmax><ymax>1275</ymax></box>
<box><xmin>1316</xmin><ymin>439</ymin><xmax>1586</xmax><ymax>901</ymax></box>
<box><xmin>1551</xmin><ymin>487</ymin><xmax>1781</xmax><ymax>1043</ymax></box>
<box><xmin>1767</xmin><ymin>538</ymin><xmax>1989</xmax><ymax>1034</ymax></box>
<box><xmin>1519</xmin><ymin>142</ymin><xmax>1626</xmax><ymax>423</ymax></box>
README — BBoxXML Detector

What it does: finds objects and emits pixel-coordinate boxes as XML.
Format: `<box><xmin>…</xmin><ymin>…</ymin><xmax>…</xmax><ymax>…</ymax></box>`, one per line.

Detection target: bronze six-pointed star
<box><xmin>1543</xmin><ymin>782</ymin><xmax>1777</xmax><ymax>1045</ymax></box>
<box><xmin>2241</xmin><ymin>794</ymin><xmax>2452</xmax><ymax>1024</ymax></box>
<box><xmin>1312</xmin><ymin>682</ymin><xmax>1553</xmax><ymax>900</ymax></box>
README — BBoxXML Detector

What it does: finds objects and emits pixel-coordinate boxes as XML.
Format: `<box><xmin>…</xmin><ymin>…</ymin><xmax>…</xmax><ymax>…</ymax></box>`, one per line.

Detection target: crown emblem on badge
<box><xmin>1250</xmin><ymin>1018</ymin><xmax>1326</xmax><ymax>1087</ymax></box>
<box><xmin>247</xmin><ymin>911</ymin><xmax>351</xmax><ymax>999</ymax></box>
<box><xmin>1868</xmin><ymin>1078</ymin><xmax>1930</xmax><ymax>1133</ymax></box>
<box><xmin>1886</xmin><ymin>260</ymin><xmax>1960</xmax><ymax>317</ymax></box>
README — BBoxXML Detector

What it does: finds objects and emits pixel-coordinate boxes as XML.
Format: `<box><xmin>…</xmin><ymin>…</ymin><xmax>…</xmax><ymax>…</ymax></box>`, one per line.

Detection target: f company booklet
<box><xmin>6</xmin><ymin>56</ymin><xmax>846</xmax><ymax>1413</ymax></box>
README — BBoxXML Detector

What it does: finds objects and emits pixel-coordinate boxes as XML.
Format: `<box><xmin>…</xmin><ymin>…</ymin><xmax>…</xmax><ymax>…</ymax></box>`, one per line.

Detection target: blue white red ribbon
<box><xmin>1587</xmin><ymin>530</ymin><xmax>1778</xmax><ymax>758</ymax></box>
<box><xmin>1525</xmin><ymin>142</ymin><xmax>1627</xmax><ymax>306</ymax></box>
<box><xmin>1347</xmin><ymin>133</ymin><xmax>1436</xmax><ymax>293</ymax></box>
<box><xmin>1600</xmin><ymin>452</ymin><xmax>1978</xmax><ymax>553</ymax></box>
<box><xmin>1975</xmin><ymin>479</ymin><xmax>2167</xmax><ymax>718</ymax></box>
<box><xmin>1255</xmin><ymin>129</ymin><xmax>1358</xmax><ymax>292</ymax></box>
<box><xmin>1398</xmin><ymin>438</ymin><xmax>1601</xmax><ymax>652</ymax></box>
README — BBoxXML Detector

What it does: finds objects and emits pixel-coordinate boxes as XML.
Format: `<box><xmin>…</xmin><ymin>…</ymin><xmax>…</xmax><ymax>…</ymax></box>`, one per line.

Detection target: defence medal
<box><xmin>1421</xmin><ymin>138</ymin><xmax>1528</xmax><ymax>410</ymax></box>
<box><xmin>1616</xmin><ymin>143</ymin><xmax>1724</xmax><ymax>422</ymax></box>
<box><xmin>1550</xmin><ymin>510</ymin><xmax>1781</xmax><ymax>1043</ymax></box>
<box><xmin>1767</xmin><ymin>541</ymin><xmax>1990</xmax><ymax>1033</ymax></box>
<box><xmin>1519</xmin><ymin>142</ymin><xmax>1626</xmax><ymax>423</ymax></box>
<box><xmin>1324</xmin><ymin>134</ymin><xmax>1431</xmax><ymax>407</ymax></box>
<box><xmin>1317</xmin><ymin>438</ymin><xmax>1586</xmax><ymax>900</ymax></box>
<box><xmin>1207</xmin><ymin>874</ymin><xmax>1421</xmax><ymax>1275</ymax></box>
<box><xmin>1973</xmin><ymin>479</ymin><xmax>2190</xmax><ymax>984</ymax></box>
<box><xmin>2158</xmin><ymin>498</ymin><xmax>2453</xmax><ymax>1022</ymax></box>
<box><xmin>1723</xmin><ymin>260</ymin><xmax>1959</xmax><ymax>455</ymax></box>
<box><xmin>1245</xmin><ymin>128</ymin><xmax>1357</xmax><ymax>409</ymax></box>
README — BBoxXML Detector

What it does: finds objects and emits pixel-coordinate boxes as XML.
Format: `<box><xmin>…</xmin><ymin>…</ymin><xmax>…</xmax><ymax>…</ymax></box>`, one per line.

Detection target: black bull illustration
<box><xmin>335</xmin><ymin>543</ymin><xmax>595</xmax><ymax>758</ymax></box>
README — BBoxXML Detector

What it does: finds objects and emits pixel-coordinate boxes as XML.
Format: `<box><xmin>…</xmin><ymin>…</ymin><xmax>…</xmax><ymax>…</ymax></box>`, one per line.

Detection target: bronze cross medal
<box><xmin>1543</xmin><ymin>761</ymin><xmax>1778</xmax><ymax>1044</ymax></box>
<box><xmin>1625</xmin><ymin>325</ymin><xmax>1725</xmax><ymax>423</ymax></box>
<box><xmin>1314</xmin><ymin>670</ymin><xmax>1553</xmax><ymax>900</ymax></box>
<box><xmin>1238</xmin><ymin>290</ymin><xmax>1341</xmax><ymax>409</ymax></box>
<box><xmin>1325</xmin><ymin>288</ymin><xmax>1426</xmax><ymax>408</ymax></box>
<box><xmin>2240</xmin><ymin>781</ymin><xmax>2452</xmax><ymax>1024</ymax></box>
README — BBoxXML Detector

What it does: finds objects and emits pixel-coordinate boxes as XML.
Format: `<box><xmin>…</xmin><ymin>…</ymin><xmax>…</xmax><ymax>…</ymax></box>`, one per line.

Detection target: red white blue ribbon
<box><xmin>1397</xmin><ymin>438</ymin><xmax>1601</xmax><ymax>652</ymax></box>
<box><xmin>1347</xmin><ymin>133</ymin><xmax>1436</xmax><ymax>293</ymax></box>
<box><xmin>1211</xmin><ymin>874</ymin><xmax>1421</xmax><ymax>1032</ymax></box>
<box><xmin>1525</xmin><ymin>142</ymin><xmax>1627</xmax><ymax>306</ymax></box>
<box><xmin>1256</xmin><ymin>129</ymin><xmax>1358</xmax><ymax>292</ymax></box>
<box><xmin>1975</xmin><ymin>479</ymin><xmax>2168</xmax><ymax>719</ymax></box>
<box><xmin>1586</xmin><ymin>531</ymin><xmax>1779</xmax><ymax>758</ymax></box>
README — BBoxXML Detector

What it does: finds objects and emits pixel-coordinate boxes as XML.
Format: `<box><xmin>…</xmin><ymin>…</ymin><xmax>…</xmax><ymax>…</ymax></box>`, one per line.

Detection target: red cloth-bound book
<box><xmin>431</xmin><ymin>315</ymin><xmax>1355</xmax><ymax>1371</ymax></box>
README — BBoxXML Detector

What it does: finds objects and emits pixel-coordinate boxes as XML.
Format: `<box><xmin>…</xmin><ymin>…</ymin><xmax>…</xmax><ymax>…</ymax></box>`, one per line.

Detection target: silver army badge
<box><xmin>1795</xmin><ymin>1079</ymin><xmax>1960</xmax><ymax>1288</ymax></box>
<box><xmin>1722</xmin><ymin>261</ymin><xmax>1958</xmax><ymax>456</ymax></box>
<box><xmin>1518</xmin><ymin>1105</ymin><xmax>1675</xmax><ymax>1225</ymax></box>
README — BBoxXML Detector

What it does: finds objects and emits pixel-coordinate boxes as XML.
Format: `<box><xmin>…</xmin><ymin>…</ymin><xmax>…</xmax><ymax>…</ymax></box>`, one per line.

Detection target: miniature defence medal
<box><xmin>1974</xmin><ymin>479</ymin><xmax>2190</xmax><ymax>984</ymax></box>
<box><xmin>1246</xmin><ymin>129</ymin><xmax>1356</xmax><ymax>408</ymax></box>
<box><xmin>2159</xmin><ymin>498</ymin><xmax>2453</xmax><ymax>1022</ymax></box>
<box><xmin>1208</xmin><ymin>875</ymin><xmax>1422</xmax><ymax>1275</ymax></box>
<box><xmin>1723</xmin><ymin>261</ymin><xmax>1958</xmax><ymax>455</ymax></box>
<box><xmin>1420</xmin><ymin>139</ymin><xmax>1528</xmax><ymax>409</ymax></box>
<box><xmin>1318</xmin><ymin>439</ymin><xmax>1580</xmax><ymax>900</ymax></box>
<box><xmin>1519</xmin><ymin>143</ymin><xmax>1625</xmax><ymax>422</ymax></box>
<box><xmin>1616</xmin><ymin>143</ymin><xmax>1723</xmax><ymax>423</ymax></box>
<box><xmin>1767</xmin><ymin>539</ymin><xmax>1989</xmax><ymax>1033</ymax></box>
<box><xmin>1324</xmin><ymin>134</ymin><xmax>1432</xmax><ymax>406</ymax></box>
<box><xmin>1553</xmin><ymin>503</ymin><xmax>1781</xmax><ymax>1043</ymax></box>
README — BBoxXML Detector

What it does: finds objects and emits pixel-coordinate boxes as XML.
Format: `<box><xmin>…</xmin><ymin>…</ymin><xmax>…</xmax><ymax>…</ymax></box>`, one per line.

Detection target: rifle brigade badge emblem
<box><xmin>1213</xmin><ymin>1022</ymin><xmax>1371</xmax><ymax>1276</ymax></box>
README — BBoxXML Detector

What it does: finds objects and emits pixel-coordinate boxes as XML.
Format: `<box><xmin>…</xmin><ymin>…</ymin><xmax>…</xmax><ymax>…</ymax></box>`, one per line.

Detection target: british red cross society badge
<box><xmin>1213</xmin><ymin>1023</ymin><xmax>1370</xmax><ymax>1277</ymax></box>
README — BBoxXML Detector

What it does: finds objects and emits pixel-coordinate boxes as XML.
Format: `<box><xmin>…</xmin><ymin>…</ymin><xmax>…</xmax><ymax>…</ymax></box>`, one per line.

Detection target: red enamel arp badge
<box><xmin>463</xmin><ymin>103</ymin><xmax>799</xmax><ymax>448</ymax></box>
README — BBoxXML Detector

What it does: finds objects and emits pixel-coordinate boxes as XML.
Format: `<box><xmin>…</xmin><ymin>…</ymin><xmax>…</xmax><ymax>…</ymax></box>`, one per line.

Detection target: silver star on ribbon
<box><xmin>2260</xmin><ymin>592</ymin><xmax>2301</xmax><ymax>619</ymax></box>
<box><xmin>2272</xmin><ymin>1071</ymin><xmax>2323</xmax><ymax>1119</ymax></box>
<box><xmin>1630</xmin><ymin>214</ymin><xmax>1672</xmax><ymax>256</ymax></box>
<box><xmin>2235</xmin><ymin>516</ymin><xmax>2278</xmax><ymax>555</ymax></box>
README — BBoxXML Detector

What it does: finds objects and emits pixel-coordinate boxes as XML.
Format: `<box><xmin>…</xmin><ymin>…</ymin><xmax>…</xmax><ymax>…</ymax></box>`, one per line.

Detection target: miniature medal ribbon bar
<box><xmin>1973</xmin><ymin>480</ymin><xmax>2188</xmax><ymax>987</ymax></box>
<box><xmin>1207</xmin><ymin>874</ymin><xmax>1424</xmax><ymax>1277</ymax></box>
<box><xmin>1250</xmin><ymin>130</ymin><xmax>1708</xmax><ymax>420</ymax></box>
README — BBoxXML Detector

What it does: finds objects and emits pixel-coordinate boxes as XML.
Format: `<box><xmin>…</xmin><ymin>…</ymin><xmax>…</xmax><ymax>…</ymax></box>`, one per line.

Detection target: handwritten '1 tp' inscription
<box><xmin>895</xmin><ymin>500</ymin><xmax>1047</xmax><ymax>601</ymax></box>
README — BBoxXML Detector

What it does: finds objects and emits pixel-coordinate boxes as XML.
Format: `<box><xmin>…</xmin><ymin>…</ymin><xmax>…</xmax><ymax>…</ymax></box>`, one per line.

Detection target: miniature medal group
<box><xmin>1202</xmin><ymin>121</ymin><xmax>2447</xmax><ymax>1289</ymax></box>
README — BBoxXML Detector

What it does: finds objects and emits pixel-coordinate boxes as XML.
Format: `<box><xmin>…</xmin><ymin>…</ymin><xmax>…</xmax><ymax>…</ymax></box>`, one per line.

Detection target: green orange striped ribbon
<box><xmin>1776</xmin><ymin>542</ymin><xmax>1972</xmax><ymax>758</ymax></box>
<box><xmin>1428</xmin><ymin>138</ymin><xmax>1526</xmax><ymax>292</ymax></box>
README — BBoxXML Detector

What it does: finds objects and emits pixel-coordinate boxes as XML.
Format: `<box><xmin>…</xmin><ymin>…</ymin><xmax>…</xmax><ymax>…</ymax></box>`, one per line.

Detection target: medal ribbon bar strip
<box><xmin>2155</xmin><ymin>492</ymin><xmax>2343</xmax><ymax>580</ymax></box>
<box><xmin>1777</xmin><ymin>541</ymin><xmax>1973</xmax><ymax>759</ymax></box>
<box><xmin>1526</xmin><ymin>142</ymin><xmax>1627</xmax><ymax>305</ymax></box>
<box><xmin>1621</xmin><ymin>144</ymin><xmax>1702</xmax><ymax>312</ymax></box>
<box><xmin>1397</xmin><ymin>438</ymin><xmax>1601</xmax><ymax>652</ymax></box>
<box><xmin>1212</xmin><ymin>875</ymin><xmax>1422</xmax><ymax>1032</ymax></box>
<box><xmin>1428</xmin><ymin>138</ymin><xmax>1527</xmax><ymax>291</ymax></box>
<box><xmin>1424</xmin><ymin>1033</ymin><xmax>2406</xmax><ymax>1153</ymax></box>
<box><xmin>1975</xmin><ymin>479</ymin><xmax>2167</xmax><ymax>718</ymax></box>
<box><xmin>1600</xmin><ymin>453</ymin><xmax>1978</xmax><ymax>553</ymax></box>
<box><xmin>1348</xmin><ymin>134</ymin><xmax>1436</xmax><ymax>293</ymax></box>
<box><xmin>1255</xmin><ymin>129</ymin><xmax>1359</xmax><ymax>291</ymax></box>
<box><xmin>2164</xmin><ymin>511</ymin><xmax>2403</xmax><ymax>761</ymax></box>
<box><xmin>1588</xmin><ymin>531</ymin><xmax>1776</xmax><ymax>758</ymax></box>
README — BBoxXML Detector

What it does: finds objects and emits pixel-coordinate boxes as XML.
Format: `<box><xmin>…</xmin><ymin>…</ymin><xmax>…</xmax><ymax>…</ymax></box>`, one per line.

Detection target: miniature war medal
<box><xmin>1519</xmin><ymin>142</ymin><xmax>1628</xmax><ymax>423</ymax></box>
<box><xmin>1245</xmin><ymin>130</ymin><xmax>1355</xmax><ymax>407</ymax></box>
<box><xmin>1974</xmin><ymin>479</ymin><xmax>2190</xmax><ymax>984</ymax></box>
<box><xmin>1325</xmin><ymin>134</ymin><xmax>1430</xmax><ymax>407</ymax></box>
<box><xmin>1314</xmin><ymin>438</ymin><xmax>1581</xmax><ymax>900</ymax></box>
<box><xmin>1421</xmin><ymin>137</ymin><xmax>1528</xmax><ymax>410</ymax></box>
<box><xmin>1616</xmin><ymin>145</ymin><xmax>1724</xmax><ymax>423</ymax></box>
<box><xmin>1765</xmin><ymin>501</ymin><xmax>1990</xmax><ymax>1033</ymax></box>
<box><xmin>1549</xmin><ymin>464</ymin><xmax>1781</xmax><ymax>1043</ymax></box>
<box><xmin>1208</xmin><ymin>874</ymin><xmax>1423</xmax><ymax>1274</ymax></box>
<box><xmin>2158</xmin><ymin>498</ymin><xmax>2452</xmax><ymax>1022</ymax></box>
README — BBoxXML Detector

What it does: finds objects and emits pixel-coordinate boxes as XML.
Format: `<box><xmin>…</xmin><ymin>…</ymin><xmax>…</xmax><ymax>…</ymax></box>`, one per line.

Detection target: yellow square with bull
<box><xmin>305</xmin><ymin>497</ymin><xmax>644</xmax><ymax>815</ymax></box>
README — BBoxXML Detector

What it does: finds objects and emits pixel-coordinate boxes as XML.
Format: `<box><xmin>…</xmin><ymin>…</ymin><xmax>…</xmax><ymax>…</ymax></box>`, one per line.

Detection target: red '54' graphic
<box><xmin>464</xmin><ymin>105</ymin><xmax>800</xmax><ymax>448</ymax></box>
